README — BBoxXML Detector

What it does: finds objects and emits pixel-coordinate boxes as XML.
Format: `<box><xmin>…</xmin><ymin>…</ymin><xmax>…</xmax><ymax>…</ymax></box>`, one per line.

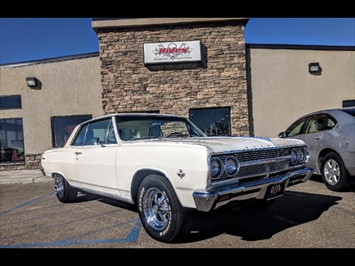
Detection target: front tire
<box><xmin>53</xmin><ymin>173</ymin><xmax>78</xmax><ymax>203</ymax></box>
<box><xmin>321</xmin><ymin>152</ymin><xmax>349</xmax><ymax>191</ymax></box>
<box><xmin>137</xmin><ymin>174</ymin><xmax>191</xmax><ymax>243</ymax></box>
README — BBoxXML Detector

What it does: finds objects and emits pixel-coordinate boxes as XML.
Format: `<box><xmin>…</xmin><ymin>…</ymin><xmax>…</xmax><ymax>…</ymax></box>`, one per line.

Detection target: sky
<box><xmin>0</xmin><ymin>17</ymin><xmax>354</xmax><ymax>65</ymax></box>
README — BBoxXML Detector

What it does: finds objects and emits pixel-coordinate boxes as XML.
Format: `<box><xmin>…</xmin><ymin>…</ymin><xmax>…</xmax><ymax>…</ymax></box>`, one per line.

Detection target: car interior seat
<box><xmin>119</xmin><ymin>129</ymin><xmax>133</xmax><ymax>141</ymax></box>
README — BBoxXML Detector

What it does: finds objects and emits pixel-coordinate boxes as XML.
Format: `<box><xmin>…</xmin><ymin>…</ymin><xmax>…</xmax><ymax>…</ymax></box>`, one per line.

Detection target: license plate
<box><xmin>266</xmin><ymin>182</ymin><xmax>285</xmax><ymax>200</ymax></box>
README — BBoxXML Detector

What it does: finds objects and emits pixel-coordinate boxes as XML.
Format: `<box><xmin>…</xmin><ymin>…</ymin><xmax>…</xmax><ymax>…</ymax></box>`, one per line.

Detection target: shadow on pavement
<box><xmin>177</xmin><ymin>190</ymin><xmax>342</xmax><ymax>243</ymax></box>
<box><xmin>73</xmin><ymin>185</ymin><xmax>343</xmax><ymax>244</ymax></box>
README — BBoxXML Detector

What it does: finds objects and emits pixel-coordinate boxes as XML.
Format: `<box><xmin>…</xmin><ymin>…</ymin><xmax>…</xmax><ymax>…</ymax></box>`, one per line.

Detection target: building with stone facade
<box><xmin>1</xmin><ymin>18</ymin><xmax>354</xmax><ymax>170</ymax></box>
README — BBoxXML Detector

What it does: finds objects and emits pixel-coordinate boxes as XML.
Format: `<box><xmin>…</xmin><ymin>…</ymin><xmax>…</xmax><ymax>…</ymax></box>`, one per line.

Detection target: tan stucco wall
<box><xmin>249</xmin><ymin>47</ymin><xmax>355</xmax><ymax>138</ymax></box>
<box><xmin>0</xmin><ymin>56</ymin><xmax>103</xmax><ymax>155</ymax></box>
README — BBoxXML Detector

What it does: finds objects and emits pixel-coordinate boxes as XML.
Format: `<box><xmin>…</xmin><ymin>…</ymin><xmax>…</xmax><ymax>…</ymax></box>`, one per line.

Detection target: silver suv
<box><xmin>279</xmin><ymin>107</ymin><xmax>355</xmax><ymax>191</ymax></box>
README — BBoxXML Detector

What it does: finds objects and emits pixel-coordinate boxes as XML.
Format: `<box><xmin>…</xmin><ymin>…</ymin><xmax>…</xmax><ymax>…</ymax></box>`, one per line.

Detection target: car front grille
<box><xmin>212</xmin><ymin>147</ymin><xmax>301</xmax><ymax>183</ymax></box>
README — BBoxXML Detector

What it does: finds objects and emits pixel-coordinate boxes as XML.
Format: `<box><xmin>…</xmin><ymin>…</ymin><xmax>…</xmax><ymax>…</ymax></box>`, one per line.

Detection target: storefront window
<box><xmin>189</xmin><ymin>107</ymin><xmax>231</xmax><ymax>136</ymax></box>
<box><xmin>51</xmin><ymin>115</ymin><xmax>92</xmax><ymax>147</ymax></box>
<box><xmin>0</xmin><ymin>118</ymin><xmax>24</xmax><ymax>163</ymax></box>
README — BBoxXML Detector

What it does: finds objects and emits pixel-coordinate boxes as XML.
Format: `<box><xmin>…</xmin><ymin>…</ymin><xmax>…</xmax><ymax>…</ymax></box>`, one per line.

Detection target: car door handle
<box><xmin>314</xmin><ymin>136</ymin><xmax>321</xmax><ymax>140</ymax></box>
<box><xmin>75</xmin><ymin>152</ymin><xmax>82</xmax><ymax>155</ymax></box>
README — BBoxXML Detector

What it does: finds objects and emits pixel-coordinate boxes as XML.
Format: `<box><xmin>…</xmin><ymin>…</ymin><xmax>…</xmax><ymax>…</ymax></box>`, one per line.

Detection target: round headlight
<box><xmin>297</xmin><ymin>148</ymin><xmax>305</xmax><ymax>163</ymax></box>
<box><xmin>225</xmin><ymin>156</ymin><xmax>240</xmax><ymax>176</ymax></box>
<box><xmin>210</xmin><ymin>158</ymin><xmax>223</xmax><ymax>179</ymax></box>
<box><xmin>291</xmin><ymin>148</ymin><xmax>298</xmax><ymax>164</ymax></box>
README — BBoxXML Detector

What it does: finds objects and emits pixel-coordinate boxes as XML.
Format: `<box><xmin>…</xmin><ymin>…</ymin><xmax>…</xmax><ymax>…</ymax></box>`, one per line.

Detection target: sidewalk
<box><xmin>0</xmin><ymin>169</ymin><xmax>52</xmax><ymax>185</ymax></box>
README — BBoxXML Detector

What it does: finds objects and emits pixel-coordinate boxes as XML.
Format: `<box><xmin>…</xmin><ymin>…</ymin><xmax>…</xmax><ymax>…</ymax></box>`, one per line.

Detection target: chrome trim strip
<box><xmin>71</xmin><ymin>186</ymin><xmax>135</xmax><ymax>205</ymax></box>
<box><xmin>239</xmin><ymin>156</ymin><xmax>290</xmax><ymax>166</ymax></box>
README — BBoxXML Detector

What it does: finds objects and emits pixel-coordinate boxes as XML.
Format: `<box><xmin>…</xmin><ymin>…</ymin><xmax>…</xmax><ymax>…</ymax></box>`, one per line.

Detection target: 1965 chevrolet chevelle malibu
<box><xmin>41</xmin><ymin>113</ymin><xmax>314</xmax><ymax>243</ymax></box>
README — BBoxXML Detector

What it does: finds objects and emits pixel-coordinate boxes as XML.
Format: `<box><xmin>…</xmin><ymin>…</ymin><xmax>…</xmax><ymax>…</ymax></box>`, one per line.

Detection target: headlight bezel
<box><xmin>210</xmin><ymin>157</ymin><xmax>224</xmax><ymax>179</ymax></box>
<box><xmin>225</xmin><ymin>156</ymin><xmax>240</xmax><ymax>176</ymax></box>
<box><xmin>290</xmin><ymin>146</ymin><xmax>310</xmax><ymax>165</ymax></box>
<box><xmin>209</xmin><ymin>155</ymin><xmax>240</xmax><ymax>180</ymax></box>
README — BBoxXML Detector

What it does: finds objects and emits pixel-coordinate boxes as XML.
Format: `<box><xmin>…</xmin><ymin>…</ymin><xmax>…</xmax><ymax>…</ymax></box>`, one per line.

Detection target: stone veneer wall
<box><xmin>0</xmin><ymin>154</ymin><xmax>41</xmax><ymax>171</ymax></box>
<box><xmin>98</xmin><ymin>21</ymin><xmax>249</xmax><ymax>136</ymax></box>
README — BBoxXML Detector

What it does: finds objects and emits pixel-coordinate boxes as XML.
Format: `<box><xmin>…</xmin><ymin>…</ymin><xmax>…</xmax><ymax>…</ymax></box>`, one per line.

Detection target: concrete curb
<box><xmin>0</xmin><ymin>169</ymin><xmax>52</xmax><ymax>185</ymax></box>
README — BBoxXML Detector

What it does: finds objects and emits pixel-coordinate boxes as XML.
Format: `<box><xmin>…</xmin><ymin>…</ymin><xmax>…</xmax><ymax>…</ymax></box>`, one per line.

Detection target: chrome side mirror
<box><xmin>92</xmin><ymin>137</ymin><xmax>100</xmax><ymax>145</ymax></box>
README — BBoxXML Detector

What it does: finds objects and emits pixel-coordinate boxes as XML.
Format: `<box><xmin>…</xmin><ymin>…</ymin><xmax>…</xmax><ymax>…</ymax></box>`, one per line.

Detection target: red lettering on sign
<box><xmin>158</xmin><ymin>48</ymin><xmax>188</xmax><ymax>54</ymax></box>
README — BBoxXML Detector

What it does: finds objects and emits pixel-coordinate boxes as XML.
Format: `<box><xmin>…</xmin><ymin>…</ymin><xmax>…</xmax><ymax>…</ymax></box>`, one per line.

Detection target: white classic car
<box><xmin>40</xmin><ymin>113</ymin><xmax>314</xmax><ymax>243</ymax></box>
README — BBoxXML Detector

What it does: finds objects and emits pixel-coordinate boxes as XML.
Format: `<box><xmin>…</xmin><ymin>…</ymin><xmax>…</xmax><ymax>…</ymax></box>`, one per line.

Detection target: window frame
<box><xmin>51</xmin><ymin>114</ymin><xmax>92</xmax><ymax>148</ymax></box>
<box><xmin>0</xmin><ymin>117</ymin><xmax>25</xmax><ymax>163</ymax></box>
<box><xmin>72</xmin><ymin>117</ymin><xmax>117</xmax><ymax>146</ymax></box>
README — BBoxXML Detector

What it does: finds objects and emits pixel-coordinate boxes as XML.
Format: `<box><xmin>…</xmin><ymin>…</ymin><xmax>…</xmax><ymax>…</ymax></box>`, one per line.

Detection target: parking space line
<box><xmin>0</xmin><ymin>218</ymin><xmax>142</xmax><ymax>248</ymax></box>
<box><xmin>0</xmin><ymin>192</ymin><xmax>55</xmax><ymax>216</ymax></box>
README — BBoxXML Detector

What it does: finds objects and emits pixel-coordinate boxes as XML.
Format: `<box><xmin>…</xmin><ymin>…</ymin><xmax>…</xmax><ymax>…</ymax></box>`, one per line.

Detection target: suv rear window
<box><xmin>342</xmin><ymin>108</ymin><xmax>355</xmax><ymax>117</ymax></box>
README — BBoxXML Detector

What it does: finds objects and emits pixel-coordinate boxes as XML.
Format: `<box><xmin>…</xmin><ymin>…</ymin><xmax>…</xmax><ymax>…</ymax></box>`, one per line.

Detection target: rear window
<box><xmin>342</xmin><ymin>108</ymin><xmax>355</xmax><ymax>117</ymax></box>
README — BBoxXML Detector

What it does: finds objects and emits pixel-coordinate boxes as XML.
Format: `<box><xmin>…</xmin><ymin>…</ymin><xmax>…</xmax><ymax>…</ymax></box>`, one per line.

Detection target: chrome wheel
<box><xmin>142</xmin><ymin>187</ymin><xmax>170</xmax><ymax>231</ymax></box>
<box><xmin>52</xmin><ymin>173</ymin><xmax>77</xmax><ymax>202</ymax></box>
<box><xmin>323</xmin><ymin>158</ymin><xmax>340</xmax><ymax>186</ymax></box>
<box><xmin>137</xmin><ymin>174</ymin><xmax>190</xmax><ymax>243</ymax></box>
<box><xmin>54</xmin><ymin>174</ymin><xmax>64</xmax><ymax>198</ymax></box>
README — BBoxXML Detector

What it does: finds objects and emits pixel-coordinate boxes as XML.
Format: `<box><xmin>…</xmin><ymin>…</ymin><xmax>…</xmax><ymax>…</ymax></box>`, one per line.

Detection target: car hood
<box><xmin>136</xmin><ymin>136</ymin><xmax>306</xmax><ymax>153</ymax></box>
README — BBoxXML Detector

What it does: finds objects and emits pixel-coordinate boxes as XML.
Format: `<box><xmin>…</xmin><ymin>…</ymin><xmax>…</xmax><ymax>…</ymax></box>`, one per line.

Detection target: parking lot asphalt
<box><xmin>1</xmin><ymin>173</ymin><xmax>354</xmax><ymax>249</ymax></box>
<box><xmin>0</xmin><ymin>169</ymin><xmax>51</xmax><ymax>185</ymax></box>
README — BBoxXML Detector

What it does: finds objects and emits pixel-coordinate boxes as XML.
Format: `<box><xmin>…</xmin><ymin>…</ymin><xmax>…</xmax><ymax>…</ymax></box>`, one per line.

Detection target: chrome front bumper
<box><xmin>193</xmin><ymin>167</ymin><xmax>314</xmax><ymax>212</ymax></box>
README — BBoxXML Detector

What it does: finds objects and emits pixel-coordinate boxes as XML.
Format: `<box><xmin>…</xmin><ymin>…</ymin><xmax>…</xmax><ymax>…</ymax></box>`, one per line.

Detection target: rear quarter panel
<box><xmin>41</xmin><ymin>148</ymin><xmax>77</xmax><ymax>181</ymax></box>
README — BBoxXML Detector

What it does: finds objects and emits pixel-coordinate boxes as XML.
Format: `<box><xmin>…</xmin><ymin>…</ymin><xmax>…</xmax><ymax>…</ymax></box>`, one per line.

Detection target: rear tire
<box><xmin>321</xmin><ymin>152</ymin><xmax>349</xmax><ymax>191</ymax></box>
<box><xmin>137</xmin><ymin>174</ymin><xmax>191</xmax><ymax>243</ymax></box>
<box><xmin>53</xmin><ymin>173</ymin><xmax>78</xmax><ymax>203</ymax></box>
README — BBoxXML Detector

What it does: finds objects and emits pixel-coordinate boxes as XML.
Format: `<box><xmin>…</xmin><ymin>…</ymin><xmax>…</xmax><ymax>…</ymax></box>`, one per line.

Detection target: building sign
<box><xmin>143</xmin><ymin>40</ymin><xmax>202</xmax><ymax>65</ymax></box>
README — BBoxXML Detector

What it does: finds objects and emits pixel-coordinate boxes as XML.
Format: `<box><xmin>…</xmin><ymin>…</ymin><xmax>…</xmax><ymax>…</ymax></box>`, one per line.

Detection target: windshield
<box><xmin>115</xmin><ymin>115</ymin><xmax>207</xmax><ymax>141</ymax></box>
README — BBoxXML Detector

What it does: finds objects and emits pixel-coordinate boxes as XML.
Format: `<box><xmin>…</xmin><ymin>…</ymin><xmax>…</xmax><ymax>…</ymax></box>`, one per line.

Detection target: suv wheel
<box><xmin>321</xmin><ymin>152</ymin><xmax>349</xmax><ymax>191</ymax></box>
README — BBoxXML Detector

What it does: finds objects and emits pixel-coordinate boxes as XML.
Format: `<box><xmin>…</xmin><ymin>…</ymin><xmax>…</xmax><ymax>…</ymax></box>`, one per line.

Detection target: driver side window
<box><xmin>306</xmin><ymin>117</ymin><xmax>321</xmax><ymax>134</ymax></box>
<box><xmin>72</xmin><ymin>118</ymin><xmax>114</xmax><ymax>146</ymax></box>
